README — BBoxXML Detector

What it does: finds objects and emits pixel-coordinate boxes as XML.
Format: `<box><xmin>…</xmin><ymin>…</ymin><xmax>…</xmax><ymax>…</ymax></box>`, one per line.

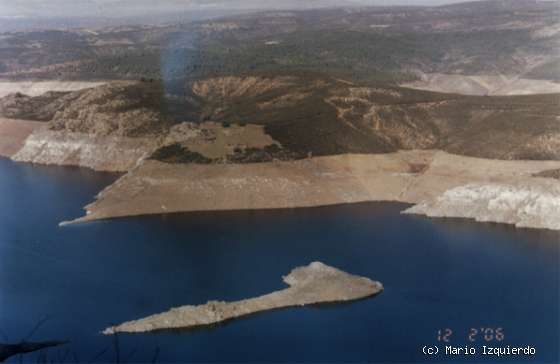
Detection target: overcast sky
<box><xmin>0</xmin><ymin>0</ymin><xmax>480</xmax><ymax>18</ymax></box>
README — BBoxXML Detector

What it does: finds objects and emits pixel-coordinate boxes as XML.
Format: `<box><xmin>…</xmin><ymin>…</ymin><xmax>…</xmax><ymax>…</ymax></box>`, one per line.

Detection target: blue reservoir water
<box><xmin>0</xmin><ymin>157</ymin><xmax>558</xmax><ymax>363</ymax></box>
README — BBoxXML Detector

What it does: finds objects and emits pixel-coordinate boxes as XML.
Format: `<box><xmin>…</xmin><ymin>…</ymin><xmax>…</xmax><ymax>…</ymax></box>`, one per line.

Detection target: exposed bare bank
<box><xmin>401</xmin><ymin>74</ymin><xmax>560</xmax><ymax>96</ymax></box>
<box><xmin>63</xmin><ymin>150</ymin><xmax>560</xmax><ymax>231</ymax></box>
<box><xmin>405</xmin><ymin>181</ymin><xmax>560</xmax><ymax>230</ymax></box>
<box><xmin>10</xmin><ymin>121</ymin><xmax>280</xmax><ymax>172</ymax></box>
<box><xmin>0</xmin><ymin>117</ymin><xmax>44</xmax><ymax>158</ymax></box>
<box><xmin>11</xmin><ymin>129</ymin><xmax>160</xmax><ymax>172</ymax></box>
<box><xmin>104</xmin><ymin>262</ymin><xmax>383</xmax><ymax>334</ymax></box>
<box><xmin>2</xmin><ymin>77</ymin><xmax>559</xmax><ymax>231</ymax></box>
<box><xmin>0</xmin><ymin>81</ymin><xmax>105</xmax><ymax>98</ymax></box>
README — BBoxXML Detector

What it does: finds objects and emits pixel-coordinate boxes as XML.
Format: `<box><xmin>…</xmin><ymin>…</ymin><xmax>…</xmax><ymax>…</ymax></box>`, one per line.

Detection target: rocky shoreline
<box><xmin>3</xmin><ymin>115</ymin><xmax>560</xmax><ymax>231</ymax></box>
<box><xmin>404</xmin><ymin>181</ymin><xmax>560</xmax><ymax>230</ymax></box>
<box><xmin>103</xmin><ymin>262</ymin><xmax>383</xmax><ymax>334</ymax></box>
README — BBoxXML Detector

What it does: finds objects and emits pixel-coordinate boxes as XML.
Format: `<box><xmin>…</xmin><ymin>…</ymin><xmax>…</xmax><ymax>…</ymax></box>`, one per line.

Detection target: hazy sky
<box><xmin>0</xmin><ymin>0</ymin><xmax>480</xmax><ymax>18</ymax></box>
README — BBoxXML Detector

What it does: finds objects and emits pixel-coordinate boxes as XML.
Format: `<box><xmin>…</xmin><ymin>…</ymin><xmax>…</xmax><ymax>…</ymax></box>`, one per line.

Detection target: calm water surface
<box><xmin>0</xmin><ymin>157</ymin><xmax>558</xmax><ymax>363</ymax></box>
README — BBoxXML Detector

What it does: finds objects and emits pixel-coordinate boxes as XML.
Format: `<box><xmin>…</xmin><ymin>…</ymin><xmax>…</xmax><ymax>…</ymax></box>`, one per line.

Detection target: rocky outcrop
<box><xmin>48</xmin><ymin>81</ymin><xmax>171</xmax><ymax>137</ymax></box>
<box><xmin>0</xmin><ymin>91</ymin><xmax>83</xmax><ymax>121</ymax></box>
<box><xmin>0</xmin><ymin>81</ymin><xmax>174</xmax><ymax>136</ymax></box>
<box><xmin>103</xmin><ymin>262</ymin><xmax>383</xmax><ymax>334</ymax></box>
<box><xmin>404</xmin><ymin>181</ymin><xmax>560</xmax><ymax>230</ymax></box>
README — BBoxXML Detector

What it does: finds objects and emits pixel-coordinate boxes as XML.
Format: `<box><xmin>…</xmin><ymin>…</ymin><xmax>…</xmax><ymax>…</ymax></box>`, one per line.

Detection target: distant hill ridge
<box><xmin>0</xmin><ymin>0</ymin><xmax>558</xmax><ymax>83</ymax></box>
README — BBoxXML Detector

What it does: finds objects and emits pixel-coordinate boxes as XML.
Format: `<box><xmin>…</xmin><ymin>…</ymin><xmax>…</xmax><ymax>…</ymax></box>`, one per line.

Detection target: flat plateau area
<box><xmin>104</xmin><ymin>262</ymin><xmax>383</xmax><ymax>334</ymax></box>
<box><xmin>66</xmin><ymin>150</ymin><xmax>560</xmax><ymax>230</ymax></box>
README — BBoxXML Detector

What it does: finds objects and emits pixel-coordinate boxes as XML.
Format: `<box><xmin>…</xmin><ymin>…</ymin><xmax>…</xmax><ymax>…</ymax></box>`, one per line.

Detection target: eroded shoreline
<box><xmin>62</xmin><ymin>150</ymin><xmax>560</xmax><ymax>231</ymax></box>
<box><xmin>3</xmin><ymin>117</ymin><xmax>560</xmax><ymax>231</ymax></box>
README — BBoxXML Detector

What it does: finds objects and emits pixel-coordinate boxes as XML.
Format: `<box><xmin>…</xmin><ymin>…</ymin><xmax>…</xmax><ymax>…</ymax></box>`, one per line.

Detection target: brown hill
<box><xmin>3</xmin><ymin>73</ymin><xmax>559</xmax><ymax>161</ymax></box>
<box><xmin>186</xmin><ymin>74</ymin><xmax>560</xmax><ymax>161</ymax></box>
<box><xmin>0</xmin><ymin>91</ymin><xmax>82</xmax><ymax>121</ymax></box>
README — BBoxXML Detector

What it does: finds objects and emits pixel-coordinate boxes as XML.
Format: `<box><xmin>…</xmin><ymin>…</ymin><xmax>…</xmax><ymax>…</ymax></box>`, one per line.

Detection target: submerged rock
<box><xmin>103</xmin><ymin>262</ymin><xmax>383</xmax><ymax>334</ymax></box>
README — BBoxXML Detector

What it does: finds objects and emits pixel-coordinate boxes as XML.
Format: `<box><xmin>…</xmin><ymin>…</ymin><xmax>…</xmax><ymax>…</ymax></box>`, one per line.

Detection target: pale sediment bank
<box><xmin>11</xmin><ymin>129</ymin><xmax>160</xmax><ymax>172</ymax></box>
<box><xmin>0</xmin><ymin>117</ymin><xmax>44</xmax><ymax>158</ymax></box>
<box><xmin>404</xmin><ymin>181</ymin><xmax>560</xmax><ymax>230</ymax></box>
<box><xmin>63</xmin><ymin>150</ymin><xmax>560</xmax><ymax>231</ymax></box>
<box><xmin>5</xmin><ymin>117</ymin><xmax>560</xmax><ymax>231</ymax></box>
<box><xmin>0</xmin><ymin>81</ymin><xmax>105</xmax><ymax>98</ymax></box>
<box><xmin>11</xmin><ymin>122</ymin><xmax>278</xmax><ymax>173</ymax></box>
<box><xmin>103</xmin><ymin>262</ymin><xmax>383</xmax><ymax>334</ymax></box>
<box><xmin>401</xmin><ymin>73</ymin><xmax>560</xmax><ymax>96</ymax></box>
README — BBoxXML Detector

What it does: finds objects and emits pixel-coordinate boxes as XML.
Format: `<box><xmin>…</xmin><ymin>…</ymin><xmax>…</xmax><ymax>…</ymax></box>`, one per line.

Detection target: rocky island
<box><xmin>103</xmin><ymin>262</ymin><xmax>383</xmax><ymax>334</ymax></box>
